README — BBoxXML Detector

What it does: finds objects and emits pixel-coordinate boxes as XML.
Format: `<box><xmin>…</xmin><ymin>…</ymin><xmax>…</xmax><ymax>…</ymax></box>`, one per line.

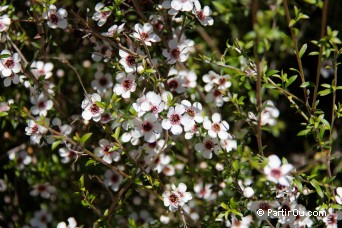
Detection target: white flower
<box><xmin>31</xmin><ymin>61</ymin><xmax>54</xmax><ymax>79</ymax></box>
<box><xmin>43</xmin><ymin>5</ymin><xmax>68</xmax><ymax>29</ymax></box>
<box><xmin>322</xmin><ymin>209</ymin><xmax>342</xmax><ymax>228</ymax></box>
<box><xmin>0</xmin><ymin>50</ymin><xmax>21</xmax><ymax>77</ymax></box>
<box><xmin>248</xmin><ymin>100</ymin><xmax>279</xmax><ymax>126</ymax></box>
<box><xmin>171</xmin><ymin>0</ymin><xmax>194</xmax><ymax>12</ymax></box>
<box><xmin>149</xmin><ymin>15</ymin><xmax>164</xmax><ymax>31</ymax></box>
<box><xmin>9</xmin><ymin>150</ymin><xmax>32</xmax><ymax>170</ymax></box>
<box><xmin>92</xmin><ymin>41</ymin><xmax>113</xmax><ymax>62</ymax></box>
<box><xmin>94</xmin><ymin>139</ymin><xmax>121</xmax><ymax>164</ymax></box>
<box><xmin>192</xmin><ymin>1</ymin><xmax>214</xmax><ymax>26</ymax></box>
<box><xmin>131</xmin><ymin>113</ymin><xmax>162</xmax><ymax>143</ymax></box>
<box><xmin>57</xmin><ymin>217</ymin><xmax>77</xmax><ymax>228</ymax></box>
<box><xmin>203</xmin><ymin>113</ymin><xmax>230</xmax><ymax>139</ymax></box>
<box><xmin>180</xmin><ymin>70</ymin><xmax>197</xmax><ymax>88</ymax></box>
<box><xmin>92</xmin><ymin>2</ymin><xmax>111</xmax><ymax>27</ymax></box>
<box><xmin>0</xmin><ymin>179</ymin><xmax>6</xmax><ymax>192</ymax></box>
<box><xmin>25</xmin><ymin>118</ymin><xmax>49</xmax><ymax>144</ymax></box>
<box><xmin>134</xmin><ymin>91</ymin><xmax>165</xmax><ymax>117</ymax></box>
<box><xmin>181</xmin><ymin>100</ymin><xmax>203</xmax><ymax>127</ymax></box>
<box><xmin>229</xmin><ymin>215</ymin><xmax>253</xmax><ymax>228</ymax></box>
<box><xmin>205</xmin><ymin>88</ymin><xmax>229</xmax><ymax>107</ymax></box>
<box><xmin>30</xmin><ymin>94</ymin><xmax>53</xmax><ymax>117</ymax></box>
<box><xmin>162</xmin><ymin>39</ymin><xmax>189</xmax><ymax>64</ymax></box>
<box><xmin>102</xmin><ymin>23</ymin><xmax>125</xmax><ymax>37</ymax></box>
<box><xmin>0</xmin><ymin>14</ymin><xmax>11</xmax><ymax>32</ymax></box>
<box><xmin>2</xmin><ymin>73</ymin><xmax>19</xmax><ymax>87</ymax></box>
<box><xmin>194</xmin><ymin>182</ymin><xmax>215</xmax><ymax>200</ymax></box>
<box><xmin>104</xmin><ymin>169</ymin><xmax>122</xmax><ymax>192</ymax></box>
<box><xmin>81</xmin><ymin>93</ymin><xmax>104</xmax><ymax>122</ymax></box>
<box><xmin>184</xmin><ymin>123</ymin><xmax>199</xmax><ymax>139</ymax></box>
<box><xmin>220</xmin><ymin>136</ymin><xmax>237</xmax><ymax>153</ymax></box>
<box><xmin>203</xmin><ymin>70</ymin><xmax>220</xmax><ymax>92</ymax></box>
<box><xmin>167</xmin><ymin>76</ymin><xmax>186</xmax><ymax>93</ymax></box>
<box><xmin>243</xmin><ymin>187</ymin><xmax>254</xmax><ymax>198</ymax></box>
<box><xmin>59</xmin><ymin>147</ymin><xmax>77</xmax><ymax>164</ymax></box>
<box><xmin>119</xmin><ymin>47</ymin><xmax>144</xmax><ymax>73</ymax></box>
<box><xmin>91</xmin><ymin>71</ymin><xmax>113</xmax><ymax>93</ymax></box>
<box><xmin>264</xmin><ymin>155</ymin><xmax>293</xmax><ymax>186</ymax></box>
<box><xmin>113</xmin><ymin>72</ymin><xmax>137</xmax><ymax>98</ymax></box>
<box><xmin>336</xmin><ymin>187</ymin><xmax>342</xmax><ymax>205</ymax></box>
<box><xmin>162</xmin><ymin>105</ymin><xmax>185</xmax><ymax>135</ymax></box>
<box><xmin>195</xmin><ymin>136</ymin><xmax>221</xmax><ymax>159</ymax></box>
<box><xmin>162</xmin><ymin>183</ymin><xmax>192</xmax><ymax>212</ymax></box>
<box><xmin>30</xmin><ymin>209</ymin><xmax>52</xmax><ymax>228</ymax></box>
<box><xmin>30</xmin><ymin>183</ymin><xmax>56</xmax><ymax>199</ymax></box>
<box><xmin>132</xmin><ymin>23</ymin><xmax>161</xmax><ymax>46</ymax></box>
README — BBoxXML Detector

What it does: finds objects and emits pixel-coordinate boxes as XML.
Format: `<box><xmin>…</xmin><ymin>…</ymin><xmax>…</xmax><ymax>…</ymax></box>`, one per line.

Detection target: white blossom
<box><xmin>43</xmin><ymin>5</ymin><xmax>68</xmax><ymax>29</ymax></box>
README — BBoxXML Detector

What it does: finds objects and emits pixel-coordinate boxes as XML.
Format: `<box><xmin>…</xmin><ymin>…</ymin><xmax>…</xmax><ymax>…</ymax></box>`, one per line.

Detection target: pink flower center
<box><xmin>211</xmin><ymin>123</ymin><xmax>221</xmax><ymax>133</ymax></box>
<box><xmin>147</xmin><ymin>141</ymin><xmax>157</xmax><ymax>148</ymax></box>
<box><xmin>270</xmin><ymin>168</ymin><xmax>282</xmax><ymax>179</ymax></box>
<box><xmin>218</xmin><ymin>77</ymin><xmax>226</xmax><ymax>85</ymax></box>
<box><xmin>0</xmin><ymin>22</ymin><xmax>4</xmax><ymax>30</ymax></box>
<box><xmin>142</xmin><ymin>121</ymin><xmax>153</xmax><ymax>132</ymax></box>
<box><xmin>32</xmin><ymin>125</ymin><xmax>39</xmax><ymax>134</ymax></box>
<box><xmin>90</xmin><ymin>104</ymin><xmax>100</xmax><ymax>114</ymax></box>
<box><xmin>197</xmin><ymin>11</ymin><xmax>205</xmax><ymax>21</ymax></box>
<box><xmin>259</xmin><ymin>203</ymin><xmax>271</xmax><ymax>211</ymax></box>
<box><xmin>4</xmin><ymin>58</ymin><xmax>14</xmax><ymax>69</ymax></box>
<box><xmin>125</xmin><ymin>55</ymin><xmax>135</xmax><ymax>66</ymax></box>
<box><xmin>122</xmin><ymin>79</ymin><xmax>133</xmax><ymax>91</ymax></box>
<box><xmin>140</xmin><ymin>32</ymin><xmax>149</xmax><ymax>40</ymax></box>
<box><xmin>204</xmin><ymin>140</ymin><xmax>214</xmax><ymax>150</ymax></box>
<box><xmin>169</xmin><ymin>193</ymin><xmax>179</xmax><ymax>203</ymax></box>
<box><xmin>186</xmin><ymin>108</ymin><xmax>195</xmax><ymax>118</ymax></box>
<box><xmin>49</xmin><ymin>13</ymin><xmax>59</xmax><ymax>24</ymax></box>
<box><xmin>327</xmin><ymin>214</ymin><xmax>336</xmax><ymax>225</ymax></box>
<box><xmin>170</xmin><ymin>114</ymin><xmax>181</xmax><ymax>125</ymax></box>
<box><xmin>101</xmin><ymin>113</ymin><xmax>112</xmax><ymax>122</ymax></box>
<box><xmin>151</xmin><ymin>105</ymin><xmax>158</xmax><ymax>113</ymax></box>
<box><xmin>101</xmin><ymin>11</ymin><xmax>111</xmax><ymax>18</ymax></box>
<box><xmin>170</xmin><ymin>48</ymin><xmax>180</xmax><ymax>59</ymax></box>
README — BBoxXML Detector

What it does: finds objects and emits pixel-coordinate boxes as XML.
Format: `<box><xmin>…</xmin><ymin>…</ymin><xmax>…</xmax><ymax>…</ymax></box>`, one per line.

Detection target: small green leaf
<box><xmin>80</xmin><ymin>133</ymin><xmax>92</xmax><ymax>144</ymax></box>
<box><xmin>0</xmin><ymin>54</ymin><xmax>11</xmax><ymax>59</ymax></box>
<box><xmin>266</xmin><ymin>70</ymin><xmax>279</xmax><ymax>77</ymax></box>
<box><xmin>95</xmin><ymin>101</ymin><xmax>106</xmax><ymax>109</ymax></box>
<box><xmin>51</xmin><ymin>140</ymin><xmax>61</xmax><ymax>150</ymax></box>
<box><xmin>299</xmin><ymin>44</ymin><xmax>307</xmax><ymax>58</ymax></box>
<box><xmin>318</xmin><ymin>89</ymin><xmax>331</xmax><ymax>96</ymax></box>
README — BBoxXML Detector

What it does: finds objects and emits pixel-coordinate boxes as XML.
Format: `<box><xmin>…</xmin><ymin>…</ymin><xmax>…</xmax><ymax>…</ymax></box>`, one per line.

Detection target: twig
<box><xmin>311</xmin><ymin>0</ymin><xmax>330</xmax><ymax>110</ymax></box>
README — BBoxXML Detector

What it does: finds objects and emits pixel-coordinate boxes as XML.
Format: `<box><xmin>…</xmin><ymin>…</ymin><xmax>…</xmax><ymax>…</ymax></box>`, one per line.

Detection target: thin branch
<box><xmin>311</xmin><ymin>0</ymin><xmax>330</xmax><ymax>110</ymax></box>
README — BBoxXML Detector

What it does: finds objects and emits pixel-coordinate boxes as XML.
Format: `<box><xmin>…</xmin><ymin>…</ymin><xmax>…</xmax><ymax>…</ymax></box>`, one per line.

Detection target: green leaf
<box><xmin>310</xmin><ymin>180</ymin><xmax>324</xmax><ymax>198</ymax></box>
<box><xmin>297</xmin><ymin>129</ymin><xmax>310</xmax><ymax>136</ymax></box>
<box><xmin>299</xmin><ymin>44</ymin><xmax>307</xmax><ymax>58</ymax></box>
<box><xmin>51</xmin><ymin>140</ymin><xmax>61</xmax><ymax>150</ymax></box>
<box><xmin>300</xmin><ymin>81</ymin><xmax>313</xmax><ymax>88</ymax></box>
<box><xmin>0</xmin><ymin>54</ymin><xmax>11</xmax><ymax>59</ymax></box>
<box><xmin>266</xmin><ymin>70</ymin><xmax>279</xmax><ymax>77</ymax></box>
<box><xmin>80</xmin><ymin>133</ymin><xmax>92</xmax><ymax>144</ymax></box>
<box><xmin>285</xmin><ymin>75</ymin><xmax>297</xmax><ymax>88</ymax></box>
<box><xmin>95</xmin><ymin>101</ymin><xmax>106</xmax><ymax>109</ymax></box>
<box><xmin>0</xmin><ymin>112</ymin><xmax>8</xmax><ymax>117</ymax></box>
<box><xmin>318</xmin><ymin>89</ymin><xmax>331</xmax><ymax>96</ymax></box>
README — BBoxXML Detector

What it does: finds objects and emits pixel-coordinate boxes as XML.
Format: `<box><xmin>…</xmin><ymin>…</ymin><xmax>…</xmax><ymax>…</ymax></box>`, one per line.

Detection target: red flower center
<box><xmin>259</xmin><ymin>203</ymin><xmax>271</xmax><ymax>211</ymax></box>
<box><xmin>170</xmin><ymin>48</ymin><xmax>180</xmax><ymax>59</ymax></box>
<box><xmin>197</xmin><ymin>11</ymin><xmax>205</xmax><ymax>21</ymax></box>
<box><xmin>49</xmin><ymin>14</ymin><xmax>59</xmax><ymax>24</ymax></box>
<box><xmin>4</xmin><ymin>58</ymin><xmax>14</xmax><ymax>69</ymax></box>
<box><xmin>38</xmin><ymin>101</ymin><xmax>46</xmax><ymax>109</ymax></box>
<box><xmin>204</xmin><ymin>140</ymin><xmax>214</xmax><ymax>150</ymax></box>
<box><xmin>111</xmin><ymin>174</ymin><xmax>119</xmax><ymax>183</ymax></box>
<box><xmin>90</xmin><ymin>104</ymin><xmax>100</xmax><ymax>114</ymax></box>
<box><xmin>170</xmin><ymin>114</ymin><xmax>181</xmax><ymax>125</ymax></box>
<box><xmin>32</xmin><ymin>125</ymin><xmax>39</xmax><ymax>134</ymax></box>
<box><xmin>186</xmin><ymin>108</ymin><xmax>195</xmax><ymax>118</ymax></box>
<box><xmin>213</xmin><ymin>89</ymin><xmax>222</xmax><ymax>97</ymax></box>
<box><xmin>169</xmin><ymin>193</ymin><xmax>179</xmax><ymax>203</ymax></box>
<box><xmin>142</xmin><ymin>121</ymin><xmax>153</xmax><ymax>132</ymax></box>
<box><xmin>168</xmin><ymin>79</ymin><xmax>178</xmax><ymax>90</ymax></box>
<box><xmin>122</xmin><ymin>79</ymin><xmax>132</xmax><ymax>90</ymax></box>
<box><xmin>125</xmin><ymin>55</ymin><xmax>135</xmax><ymax>66</ymax></box>
<box><xmin>140</xmin><ymin>32</ymin><xmax>149</xmax><ymax>40</ymax></box>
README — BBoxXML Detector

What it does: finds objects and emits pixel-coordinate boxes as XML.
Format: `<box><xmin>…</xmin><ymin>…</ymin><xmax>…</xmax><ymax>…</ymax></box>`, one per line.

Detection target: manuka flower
<box><xmin>162</xmin><ymin>104</ymin><xmax>185</xmax><ymax>135</ymax></box>
<box><xmin>81</xmin><ymin>93</ymin><xmax>104</xmax><ymax>122</ymax></box>
<box><xmin>195</xmin><ymin>136</ymin><xmax>221</xmax><ymax>159</ymax></box>
<box><xmin>94</xmin><ymin>139</ymin><xmax>121</xmax><ymax>164</ymax></box>
<box><xmin>162</xmin><ymin>39</ymin><xmax>189</xmax><ymax>64</ymax></box>
<box><xmin>91</xmin><ymin>71</ymin><xmax>113</xmax><ymax>94</ymax></box>
<box><xmin>264</xmin><ymin>155</ymin><xmax>293</xmax><ymax>186</ymax></box>
<box><xmin>31</xmin><ymin>61</ymin><xmax>54</xmax><ymax>79</ymax></box>
<box><xmin>92</xmin><ymin>2</ymin><xmax>111</xmax><ymax>27</ymax></box>
<box><xmin>132</xmin><ymin>23</ymin><xmax>161</xmax><ymax>46</ymax></box>
<box><xmin>25</xmin><ymin>118</ymin><xmax>49</xmax><ymax>144</ymax></box>
<box><xmin>192</xmin><ymin>0</ymin><xmax>214</xmax><ymax>26</ymax></box>
<box><xmin>30</xmin><ymin>94</ymin><xmax>53</xmax><ymax>117</ymax></box>
<box><xmin>104</xmin><ymin>169</ymin><xmax>122</xmax><ymax>192</ymax></box>
<box><xmin>131</xmin><ymin>113</ymin><xmax>162</xmax><ymax>143</ymax></box>
<box><xmin>203</xmin><ymin>113</ymin><xmax>230</xmax><ymax>139</ymax></box>
<box><xmin>0</xmin><ymin>14</ymin><xmax>11</xmax><ymax>33</ymax></box>
<box><xmin>43</xmin><ymin>5</ymin><xmax>68</xmax><ymax>29</ymax></box>
<box><xmin>162</xmin><ymin>183</ymin><xmax>192</xmax><ymax>212</ymax></box>
<box><xmin>0</xmin><ymin>50</ymin><xmax>21</xmax><ymax>77</ymax></box>
<box><xmin>113</xmin><ymin>72</ymin><xmax>137</xmax><ymax>98</ymax></box>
